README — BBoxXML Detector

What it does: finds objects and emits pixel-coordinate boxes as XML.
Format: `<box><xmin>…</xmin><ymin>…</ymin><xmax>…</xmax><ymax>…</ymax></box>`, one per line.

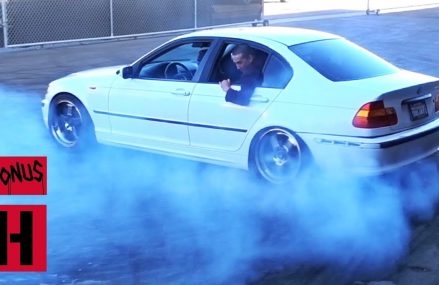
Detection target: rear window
<box><xmin>289</xmin><ymin>39</ymin><xmax>398</xmax><ymax>82</ymax></box>
<box><xmin>262</xmin><ymin>55</ymin><xmax>292</xmax><ymax>89</ymax></box>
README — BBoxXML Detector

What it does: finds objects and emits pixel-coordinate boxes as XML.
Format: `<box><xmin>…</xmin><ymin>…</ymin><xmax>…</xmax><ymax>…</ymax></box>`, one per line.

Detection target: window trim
<box><xmin>199</xmin><ymin>38</ymin><xmax>293</xmax><ymax>88</ymax></box>
<box><xmin>131</xmin><ymin>37</ymin><xmax>216</xmax><ymax>82</ymax></box>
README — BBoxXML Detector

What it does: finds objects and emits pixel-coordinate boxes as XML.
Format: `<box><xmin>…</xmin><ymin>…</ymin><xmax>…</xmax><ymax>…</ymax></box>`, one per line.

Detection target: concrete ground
<box><xmin>0</xmin><ymin>4</ymin><xmax>438</xmax><ymax>285</ymax></box>
<box><xmin>263</xmin><ymin>0</ymin><xmax>439</xmax><ymax>16</ymax></box>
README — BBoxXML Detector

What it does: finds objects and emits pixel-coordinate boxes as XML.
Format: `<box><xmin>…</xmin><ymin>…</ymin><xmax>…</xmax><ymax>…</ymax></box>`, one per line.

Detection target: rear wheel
<box><xmin>251</xmin><ymin>128</ymin><xmax>304</xmax><ymax>184</ymax></box>
<box><xmin>48</xmin><ymin>94</ymin><xmax>95</xmax><ymax>149</ymax></box>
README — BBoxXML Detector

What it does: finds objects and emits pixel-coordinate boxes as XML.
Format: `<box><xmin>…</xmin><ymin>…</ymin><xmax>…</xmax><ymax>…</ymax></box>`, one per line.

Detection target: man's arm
<box><xmin>222</xmin><ymin>73</ymin><xmax>261</xmax><ymax>106</ymax></box>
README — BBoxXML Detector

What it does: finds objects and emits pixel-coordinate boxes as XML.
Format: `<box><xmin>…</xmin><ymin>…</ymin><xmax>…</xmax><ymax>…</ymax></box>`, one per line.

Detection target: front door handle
<box><xmin>171</xmin><ymin>88</ymin><xmax>190</xmax><ymax>96</ymax></box>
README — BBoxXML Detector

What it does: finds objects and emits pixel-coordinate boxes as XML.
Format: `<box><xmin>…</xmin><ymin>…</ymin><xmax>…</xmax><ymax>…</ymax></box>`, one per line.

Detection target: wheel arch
<box><xmin>49</xmin><ymin>92</ymin><xmax>96</xmax><ymax>130</ymax></box>
<box><xmin>48</xmin><ymin>92</ymin><xmax>97</xmax><ymax>149</ymax></box>
<box><xmin>248</xmin><ymin>126</ymin><xmax>302</xmax><ymax>165</ymax></box>
<box><xmin>247</xmin><ymin>125</ymin><xmax>314</xmax><ymax>183</ymax></box>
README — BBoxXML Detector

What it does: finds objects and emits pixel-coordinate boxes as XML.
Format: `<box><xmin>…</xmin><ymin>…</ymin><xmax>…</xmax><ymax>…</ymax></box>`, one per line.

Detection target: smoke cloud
<box><xmin>0</xmin><ymin>85</ymin><xmax>438</xmax><ymax>285</ymax></box>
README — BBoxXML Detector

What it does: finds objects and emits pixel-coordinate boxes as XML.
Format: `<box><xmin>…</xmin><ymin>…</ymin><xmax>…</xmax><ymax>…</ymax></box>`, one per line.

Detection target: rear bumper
<box><xmin>301</xmin><ymin>119</ymin><xmax>439</xmax><ymax>175</ymax></box>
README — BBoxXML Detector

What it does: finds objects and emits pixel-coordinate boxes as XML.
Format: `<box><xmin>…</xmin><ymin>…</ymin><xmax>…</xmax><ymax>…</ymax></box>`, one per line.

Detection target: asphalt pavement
<box><xmin>0</xmin><ymin>5</ymin><xmax>438</xmax><ymax>285</ymax></box>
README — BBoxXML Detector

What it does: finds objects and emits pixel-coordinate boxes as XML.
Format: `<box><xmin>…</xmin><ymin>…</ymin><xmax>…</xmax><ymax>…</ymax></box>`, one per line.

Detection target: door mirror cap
<box><xmin>121</xmin><ymin>66</ymin><xmax>133</xmax><ymax>79</ymax></box>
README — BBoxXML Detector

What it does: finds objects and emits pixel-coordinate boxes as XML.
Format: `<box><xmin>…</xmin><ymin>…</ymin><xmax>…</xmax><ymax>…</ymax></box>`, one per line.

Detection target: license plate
<box><xmin>408</xmin><ymin>100</ymin><xmax>428</xmax><ymax>121</ymax></box>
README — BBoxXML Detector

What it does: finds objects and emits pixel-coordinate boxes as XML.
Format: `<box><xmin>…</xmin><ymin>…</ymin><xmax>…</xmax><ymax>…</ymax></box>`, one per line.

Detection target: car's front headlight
<box><xmin>42</xmin><ymin>82</ymin><xmax>55</xmax><ymax>108</ymax></box>
<box><xmin>41</xmin><ymin>98</ymin><xmax>48</xmax><ymax>108</ymax></box>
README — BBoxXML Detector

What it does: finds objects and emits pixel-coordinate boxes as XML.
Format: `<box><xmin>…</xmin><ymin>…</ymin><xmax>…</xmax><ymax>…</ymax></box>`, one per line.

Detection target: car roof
<box><xmin>178</xmin><ymin>26</ymin><xmax>340</xmax><ymax>46</ymax></box>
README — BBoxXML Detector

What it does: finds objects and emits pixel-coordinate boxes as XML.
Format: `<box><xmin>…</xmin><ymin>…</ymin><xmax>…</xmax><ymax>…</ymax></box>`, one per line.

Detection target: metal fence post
<box><xmin>110</xmin><ymin>0</ymin><xmax>114</xmax><ymax>37</ymax></box>
<box><xmin>366</xmin><ymin>0</ymin><xmax>380</xmax><ymax>15</ymax></box>
<box><xmin>1</xmin><ymin>0</ymin><xmax>8</xmax><ymax>47</ymax></box>
<box><xmin>194</xmin><ymin>0</ymin><xmax>197</xmax><ymax>29</ymax></box>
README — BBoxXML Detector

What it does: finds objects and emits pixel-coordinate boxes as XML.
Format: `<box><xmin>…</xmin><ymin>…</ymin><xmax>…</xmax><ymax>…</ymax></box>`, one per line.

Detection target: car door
<box><xmin>188</xmin><ymin>41</ymin><xmax>293</xmax><ymax>151</ymax></box>
<box><xmin>107</xmin><ymin>40</ymin><xmax>212</xmax><ymax>148</ymax></box>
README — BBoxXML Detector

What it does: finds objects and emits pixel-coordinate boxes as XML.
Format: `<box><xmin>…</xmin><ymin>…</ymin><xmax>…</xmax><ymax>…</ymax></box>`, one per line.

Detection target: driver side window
<box><xmin>208</xmin><ymin>42</ymin><xmax>267</xmax><ymax>84</ymax></box>
<box><xmin>138</xmin><ymin>41</ymin><xmax>211</xmax><ymax>81</ymax></box>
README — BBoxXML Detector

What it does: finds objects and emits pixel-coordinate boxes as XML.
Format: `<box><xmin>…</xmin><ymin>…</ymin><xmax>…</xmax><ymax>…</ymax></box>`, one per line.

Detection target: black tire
<box><xmin>48</xmin><ymin>94</ymin><xmax>95</xmax><ymax>149</ymax></box>
<box><xmin>250</xmin><ymin>128</ymin><xmax>306</xmax><ymax>184</ymax></box>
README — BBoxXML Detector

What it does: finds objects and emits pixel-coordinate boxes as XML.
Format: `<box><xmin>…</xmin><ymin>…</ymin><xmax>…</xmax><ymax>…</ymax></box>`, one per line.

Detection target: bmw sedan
<box><xmin>41</xmin><ymin>27</ymin><xmax>439</xmax><ymax>183</ymax></box>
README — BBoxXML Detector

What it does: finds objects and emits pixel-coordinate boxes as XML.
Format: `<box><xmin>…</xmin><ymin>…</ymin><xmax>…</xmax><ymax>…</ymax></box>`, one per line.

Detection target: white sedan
<box><xmin>42</xmin><ymin>27</ymin><xmax>439</xmax><ymax>183</ymax></box>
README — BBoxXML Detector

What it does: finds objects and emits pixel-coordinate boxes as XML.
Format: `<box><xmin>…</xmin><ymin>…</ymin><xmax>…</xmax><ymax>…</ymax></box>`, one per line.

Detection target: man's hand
<box><xmin>219</xmin><ymin>79</ymin><xmax>231</xmax><ymax>92</ymax></box>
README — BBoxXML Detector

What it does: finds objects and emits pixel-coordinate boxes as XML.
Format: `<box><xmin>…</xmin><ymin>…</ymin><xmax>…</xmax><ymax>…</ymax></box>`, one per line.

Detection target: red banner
<box><xmin>0</xmin><ymin>205</ymin><xmax>47</xmax><ymax>271</ymax></box>
<box><xmin>0</xmin><ymin>157</ymin><xmax>47</xmax><ymax>195</ymax></box>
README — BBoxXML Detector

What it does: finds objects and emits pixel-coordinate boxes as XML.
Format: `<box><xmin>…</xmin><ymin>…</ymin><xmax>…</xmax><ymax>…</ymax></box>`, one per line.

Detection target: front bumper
<box><xmin>41</xmin><ymin>97</ymin><xmax>49</xmax><ymax>129</ymax></box>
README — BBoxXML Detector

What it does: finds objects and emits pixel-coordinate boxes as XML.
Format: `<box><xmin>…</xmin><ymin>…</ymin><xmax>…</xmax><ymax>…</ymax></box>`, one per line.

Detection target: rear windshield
<box><xmin>289</xmin><ymin>39</ymin><xmax>398</xmax><ymax>82</ymax></box>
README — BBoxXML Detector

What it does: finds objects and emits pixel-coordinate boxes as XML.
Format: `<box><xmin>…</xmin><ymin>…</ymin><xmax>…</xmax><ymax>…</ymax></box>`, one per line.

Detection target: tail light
<box><xmin>434</xmin><ymin>89</ymin><xmax>439</xmax><ymax>112</ymax></box>
<box><xmin>353</xmin><ymin>100</ymin><xmax>398</xmax><ymax>128</ymax></box>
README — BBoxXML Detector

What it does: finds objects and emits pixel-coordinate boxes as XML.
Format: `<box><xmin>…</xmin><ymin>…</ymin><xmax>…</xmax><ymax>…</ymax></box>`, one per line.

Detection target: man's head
<box><xmin>230</xmin><ymin>44</ymin><xmax>255</xmax><ymax>73</ymax></box>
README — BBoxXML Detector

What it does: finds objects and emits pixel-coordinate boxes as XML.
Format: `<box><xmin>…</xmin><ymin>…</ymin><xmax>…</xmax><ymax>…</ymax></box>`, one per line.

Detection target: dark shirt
<box><xmin>225</xmin><ymin>67</ymin><xmax>263</xmax><ymax>106</ymax></box>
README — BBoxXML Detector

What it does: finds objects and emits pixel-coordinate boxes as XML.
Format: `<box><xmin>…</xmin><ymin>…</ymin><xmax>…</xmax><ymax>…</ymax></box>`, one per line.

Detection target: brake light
<box><xmin>353</xmin><ymin>100</ymin><xmax>398</xmax><ymax>128</ymax></box>
<box><xmin>435</xmin><ymin>89</ymin><xmax>439</xmax><ymax>112</ymax></box>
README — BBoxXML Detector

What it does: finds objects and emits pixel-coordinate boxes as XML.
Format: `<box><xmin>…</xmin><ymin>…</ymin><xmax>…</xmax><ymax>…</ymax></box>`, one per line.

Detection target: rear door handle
<box><xmin>171</xmin><ymin>88</ymin><xmax>191</xmax><ymax>96</ymax></box>
<box><xmin>251</xmin><ymin>95</ymin><xmax>269</xmax><ymax>103</ymax></box>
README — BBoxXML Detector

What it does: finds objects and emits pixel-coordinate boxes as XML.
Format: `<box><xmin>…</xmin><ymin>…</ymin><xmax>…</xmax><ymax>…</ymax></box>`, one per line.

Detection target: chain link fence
<box><xmin>3</xmin><ymin>0</ymin><xmax>438</xmax><ymax>48</ymax></box>
<box><xmin>6</xmin><ymin>0</ymin><xmax>110</xmax><ymax>45</ymax></box>
<box><xmin>197</xmin><ymin>0</ymin><xmax>262</xmax><ymax>27</ymax></box>
<box><xmin>0</xmin><ymin>0</ymin><xmax>5</xmax><ymax>47</ymax></box>
<box><xmin>0</xmin><ymin>0</ymin><xmax>262</xmax><ymax>48</ymax></box>
<box><xmin>112</xmin><ymin>0</ymin><xmax>195</xmax><ymax>36</ymax></box>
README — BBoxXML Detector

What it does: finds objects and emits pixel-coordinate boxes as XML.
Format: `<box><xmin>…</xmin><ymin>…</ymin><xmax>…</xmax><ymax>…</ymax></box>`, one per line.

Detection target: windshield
<box><xmin>289</xmin><ymin>39</ymin><xmax>399</xmax><ymax>82</ymax></box>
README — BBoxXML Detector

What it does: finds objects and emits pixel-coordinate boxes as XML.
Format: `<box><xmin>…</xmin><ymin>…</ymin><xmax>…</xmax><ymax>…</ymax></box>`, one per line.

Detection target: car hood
<box><xmin>47</xmin><ymin>65</ymin><xmax>126</xmax><ymax>97</ymax></box>
<box><xmin>49</xmin><ymin>65</ymin><xmax>125</xmax><ymax>90</ymax></box>
<box><xmin>67</xmin><ymin>65</ymin><xmax>124</xmax><ymax>78</ymax></box>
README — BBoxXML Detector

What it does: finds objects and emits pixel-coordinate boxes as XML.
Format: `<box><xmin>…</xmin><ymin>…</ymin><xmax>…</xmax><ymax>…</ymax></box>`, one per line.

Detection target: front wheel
<box><xmin>251</xmin><ymin>128</ymin><xmax>305</xmax><ymax>184</ymax></box>
<box><xmin>48</xmin><ymin>94</ymin><xmax>95</xmax><ymax>149</ymax></box>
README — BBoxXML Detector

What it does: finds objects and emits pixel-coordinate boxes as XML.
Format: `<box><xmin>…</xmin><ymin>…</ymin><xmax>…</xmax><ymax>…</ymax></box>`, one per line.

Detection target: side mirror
<box><xmin>121</xmin><ymin>66</ymin><xmax>133</xmax><ymax>79</ymax></box>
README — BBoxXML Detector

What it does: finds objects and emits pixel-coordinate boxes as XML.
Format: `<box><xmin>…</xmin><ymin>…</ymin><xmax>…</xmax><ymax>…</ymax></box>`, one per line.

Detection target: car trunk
<box><xmin>331</xmin><ymin>70</ymin><xmax>439</xmax><ymax>136</ymax></box>
<box><xmin>380</xmin><ymin>80</ymin><xmax>439</xmax><ymax>132</ymax></box>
